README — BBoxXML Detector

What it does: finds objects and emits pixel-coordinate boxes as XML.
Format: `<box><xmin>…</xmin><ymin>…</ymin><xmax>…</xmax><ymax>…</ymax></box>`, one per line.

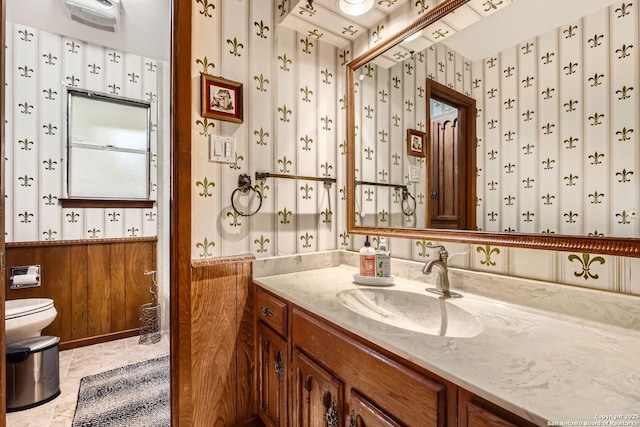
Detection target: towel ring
<box><xmin>401</xmin><ymin>188</ymin><xmax>416</xmax><ymax>217</ymax></box>
<box><xmin>231</xmin><ymin>174</ymin><xmax>263</xmax><ymax>217</ymax></box>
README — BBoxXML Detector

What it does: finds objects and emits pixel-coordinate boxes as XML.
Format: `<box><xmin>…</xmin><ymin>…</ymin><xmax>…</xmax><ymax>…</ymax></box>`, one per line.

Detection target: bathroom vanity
<box><xmin>253</xmin><ymin>260</ymin><xmax>640</xmax><ymax>427</ymax></box>
<box><xmin>256</xmin><ymin>286</ymin><xmax>531</xmax><ymax>427</ymax></box>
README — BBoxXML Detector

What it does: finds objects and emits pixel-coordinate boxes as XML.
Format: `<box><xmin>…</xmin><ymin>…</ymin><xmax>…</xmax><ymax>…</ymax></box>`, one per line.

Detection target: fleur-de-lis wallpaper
<box><xmin>365</xmin><ymin>2</ymin><xmax>639</xmax><ymax>239</ymax></box>
<box><xmin>356</xmin><ymin>42</ymin><xmax>471</xmax><ymax>230</ymax></box>
<box><xmin>188</xmin><ymin>0</ymin><xmax>640</xmax><ymax>296</ymax></box>
<box><xmin>191</xmin><ymin>0</ymin><xmax>340</xmax><ymax>258</ymax></box>
<box><xmin>474</xmin><ymin>2</ymin><xmax>638</xmax><ymax>237</ymax></box>
<box><xmin>5</xmin><ymin>23</ymin><xmax>167</xmax><ymax>242</ymax></box>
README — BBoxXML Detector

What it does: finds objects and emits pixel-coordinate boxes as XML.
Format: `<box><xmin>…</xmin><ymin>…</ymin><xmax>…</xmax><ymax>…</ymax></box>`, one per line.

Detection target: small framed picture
<box><xmin>201</xmin><ymin>74</ymin><xmax>243</xmax><ymax>123</ymax></box>
<box><xmin>407</xmin><ymin>129</ymin><xmax>426</xmax><ymax>157</ymax></box>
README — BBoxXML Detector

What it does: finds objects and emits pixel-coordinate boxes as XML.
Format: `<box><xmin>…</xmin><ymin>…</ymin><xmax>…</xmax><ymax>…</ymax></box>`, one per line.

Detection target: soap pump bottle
<box><xmin>376</xmin><ymin>237</ymin><xmax>391</xmax><ymax>277</ymax></box>
<box><xmin>359</xmin><ymin>236</ymin><xmax>376</xmax><ymax>277</ymax></box>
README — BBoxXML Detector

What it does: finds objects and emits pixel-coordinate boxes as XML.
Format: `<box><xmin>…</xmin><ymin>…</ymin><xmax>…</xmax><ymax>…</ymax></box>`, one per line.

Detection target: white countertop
<box><xmin>254</xmin><ymin>264</ymin><xmax>640</xmax><ymax>426</ymax></box>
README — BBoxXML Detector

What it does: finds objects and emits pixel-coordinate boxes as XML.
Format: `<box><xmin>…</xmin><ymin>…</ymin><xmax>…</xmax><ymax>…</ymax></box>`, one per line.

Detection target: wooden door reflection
<box><xmin>430</xmin><ymin>112</ymin><xmax>461</xmax><ymax>229</ymax></box>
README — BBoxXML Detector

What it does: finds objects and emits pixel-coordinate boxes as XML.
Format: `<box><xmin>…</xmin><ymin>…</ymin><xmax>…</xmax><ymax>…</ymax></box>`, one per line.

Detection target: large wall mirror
<box><xmin>346</xmin><ymin>0</ymin><xmax>640</xmax><ymax>256</ymax></box>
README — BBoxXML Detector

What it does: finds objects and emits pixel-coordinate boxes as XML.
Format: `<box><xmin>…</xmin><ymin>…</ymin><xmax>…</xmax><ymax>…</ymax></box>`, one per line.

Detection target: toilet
<box><xmin>5</xmin><ymin>299</ymin><xmax>57</xmax><ymax>346</ymax></box>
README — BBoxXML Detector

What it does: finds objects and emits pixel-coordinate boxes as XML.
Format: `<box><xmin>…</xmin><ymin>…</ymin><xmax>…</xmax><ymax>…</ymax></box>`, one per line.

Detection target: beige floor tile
<box><xmin>126</xmin><ymin>333</ymin><xmax>170</xmax><ymax>363</ymax></box>
<box><xmin>5</xmin><ymin>335</ymin><xmax>169</xmax><ymax>426</ymax></box>
<box><xmin>58</xmin><ymin>349</ymin><xmax>73</xmax><ymax>378</ymax></box>
<box><xmin>6</xmin><ymin>401</ymin><xmax>54</xmax><ymax>426</ymax></box>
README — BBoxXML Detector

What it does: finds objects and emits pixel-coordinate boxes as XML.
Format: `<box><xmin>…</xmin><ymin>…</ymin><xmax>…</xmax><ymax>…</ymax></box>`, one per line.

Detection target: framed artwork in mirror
<box><xmin>407</xmin><ymin>129</ymin><xmax>426</xmax><ymax>157</ymax></box>
<box><xmin>201</xmin><ymin>74</ymin><xmax>243</xmax><ymax>123</ymax></box>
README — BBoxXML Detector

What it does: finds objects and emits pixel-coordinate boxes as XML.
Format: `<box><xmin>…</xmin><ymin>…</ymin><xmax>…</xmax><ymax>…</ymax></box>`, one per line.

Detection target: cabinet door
<box><xmin>462</xmin><ymin>402</ymin><xmax>518</xmax><ymax>427</ymax></box>
<box><xmin>257</xmin><ymin>323</ymin><xmax>288</xmax><ymax>427</ymax></box>
<box><xmin>458</xmin><ymin>388</ymin><xmax>536</xmax><ymax>427</ymax></box>
<box><xmin>293</xmin><ymin>308</ymin><xmax>452</xmax><ymax>427</ymax></box>
<box><xmin>293</xmin><ymin>350</ymin><xmax>344</xmax><ymax>427</ymax></box>
<box><xmin>346</xmin><ymin>389</ymin><xmax>403</xmax><ymax>427</ymax></box>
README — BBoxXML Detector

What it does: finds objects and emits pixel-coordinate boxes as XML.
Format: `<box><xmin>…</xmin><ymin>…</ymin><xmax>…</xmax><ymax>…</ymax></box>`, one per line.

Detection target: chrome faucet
<box><xmin>422</xmin><ymin>245</ymin><xmax>462</xmax><ymax>298</ymax></box>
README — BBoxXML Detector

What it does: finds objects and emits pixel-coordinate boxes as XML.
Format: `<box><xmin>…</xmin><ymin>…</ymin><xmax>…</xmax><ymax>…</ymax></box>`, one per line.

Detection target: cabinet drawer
<box><xmin>256</xmin><ymin>287</ymin><xmax>288</xmax><ymax>336</ymax></box>
<box><xmin>293</xmin><ymin>308</ymin><xmax>450</xmax><ymax>427</ymax></box>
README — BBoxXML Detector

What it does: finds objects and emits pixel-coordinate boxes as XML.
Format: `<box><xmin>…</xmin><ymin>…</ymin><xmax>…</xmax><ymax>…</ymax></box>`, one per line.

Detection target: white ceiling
<box><xmin>7</xmin><ymin>0</ymin><xmax>622</xmax><ymax>67</ymax></box>
<box><xmin>281</xmin><ymin>0</ymin><xmax>517</xmax><ymax>67</ymax></box>
<box><xmin>7</xmin><ymin>0</ymin><xmax>170</xmax><ymax>62</ymax></box>
<box><xmin>444</xmin><ymin>0</ymin><xmax>622</xmax><ymax>61</ymax></box>
<box><xmin>286</xmin><ymin>0</ymin><xmax>624</xmax><ymax>65</ymax></box>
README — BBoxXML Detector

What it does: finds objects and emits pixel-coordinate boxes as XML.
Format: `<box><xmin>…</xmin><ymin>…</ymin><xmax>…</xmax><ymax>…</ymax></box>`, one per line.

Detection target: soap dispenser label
<box><xmin>360</xmin><ymin>255</ymin><xmax>376</xmax><ymax>276</ymax></box>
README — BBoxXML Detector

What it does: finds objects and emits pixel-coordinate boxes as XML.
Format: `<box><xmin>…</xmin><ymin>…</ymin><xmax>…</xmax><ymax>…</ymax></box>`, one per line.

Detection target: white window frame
<box><xmin>63</xmin><ymin>88</ymin><xmax>152</xmax><ymax>201</ymax></box>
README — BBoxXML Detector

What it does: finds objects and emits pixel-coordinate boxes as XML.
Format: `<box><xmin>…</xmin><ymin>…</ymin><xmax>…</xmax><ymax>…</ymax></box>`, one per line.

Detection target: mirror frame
<box><xmin>346</xmin><ymin>0</ymin><xmax>640</xmax><ymax>257</ymax></box>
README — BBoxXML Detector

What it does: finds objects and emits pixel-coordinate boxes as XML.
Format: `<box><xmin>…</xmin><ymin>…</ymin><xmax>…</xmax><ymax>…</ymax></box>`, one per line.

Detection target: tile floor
<box><xmin>6</xmin><ymin>334</ymin><xmax>170</xmax><ymax>427</ymax></box>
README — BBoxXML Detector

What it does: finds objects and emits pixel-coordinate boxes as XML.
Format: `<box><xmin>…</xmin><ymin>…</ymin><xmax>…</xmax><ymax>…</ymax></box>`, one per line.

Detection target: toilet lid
<box><xmin>5</xmin><ymin>298</ymin><xmax>54</xmax><ymax>320</ymax></box>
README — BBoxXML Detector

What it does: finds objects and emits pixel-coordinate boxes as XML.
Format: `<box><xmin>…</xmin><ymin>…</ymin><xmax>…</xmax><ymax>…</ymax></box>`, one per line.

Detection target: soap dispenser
<box><xmin>359</xmin><ymin>236</ymin><xmax>376</xmax><ymax>277</ymax></box>
<box><xmin>376</xmin><ymin>237</ymin><xmax>391</xmax><ymax>277</ymax></box>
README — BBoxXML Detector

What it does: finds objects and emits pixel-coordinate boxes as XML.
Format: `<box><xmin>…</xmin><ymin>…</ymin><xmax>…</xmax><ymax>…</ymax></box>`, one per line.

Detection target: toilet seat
<box><xmin>6</xmin><ymin>299</ymin><xmax>55</xmax><ymax>320</ymax></box>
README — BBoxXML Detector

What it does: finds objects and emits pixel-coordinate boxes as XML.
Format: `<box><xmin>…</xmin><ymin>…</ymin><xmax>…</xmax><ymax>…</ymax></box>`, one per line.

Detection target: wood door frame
<box><xmin>1</xmin><ymin>0</ymin><xmax>6</xmax><ymax>420</ymax></box>
<box><xmin>425</xmin><ymin>78</ymin><xmax>477</xmax><ymax>231</ymax></box>
<box><xmin>0</xmin><ymin>1</ymin><xmax>193</xmax><ymax>425</ymax></box>
<box><xmin>171</xmin><ymin>0</ymin><xmax>194</xmax><ymax>424</ymax></box>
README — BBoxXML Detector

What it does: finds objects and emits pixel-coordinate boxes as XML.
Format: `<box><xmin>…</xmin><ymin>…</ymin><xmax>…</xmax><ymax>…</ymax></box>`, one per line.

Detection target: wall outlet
<box><xmin>408</xmin><ymin>165</ymin><xmax>421</xmax><ymax>183</ymax></box>
<box><xmin>209</xmin><ymin>135</ymin><xmax>235</xmax><ymax>163</ymax></box>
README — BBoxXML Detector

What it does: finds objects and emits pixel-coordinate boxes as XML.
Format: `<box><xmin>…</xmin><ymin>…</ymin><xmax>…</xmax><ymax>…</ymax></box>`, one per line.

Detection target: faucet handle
<box><xmin>428</xmin><ymin>245</ymin><xmax>448</xmax><ymax>262</ymax></box>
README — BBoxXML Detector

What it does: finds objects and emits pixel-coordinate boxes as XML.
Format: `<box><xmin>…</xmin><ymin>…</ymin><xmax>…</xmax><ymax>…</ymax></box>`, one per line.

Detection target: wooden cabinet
<box><xmin>254</xmin><ymin>284</ymin><xmax>539</xmax><ymax>427</ymax></box>
<box><xmin>256</xmin><ymin>287</ymin><xmax>290</xmax><ymax>427</ymax></box>
<box><xmin>292</xmin><ymin>307</ymin><xmax>452</xmax><ymax>427</ymax></box>
<box><xmin>293</xmin><ymin>350</ymin><xmax>344</xmax><ymax>427</ymax></box>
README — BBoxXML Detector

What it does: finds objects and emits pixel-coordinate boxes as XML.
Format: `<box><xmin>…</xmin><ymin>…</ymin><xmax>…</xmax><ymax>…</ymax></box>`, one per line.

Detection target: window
<box><xmin>65</xmin><ymin>89</ymin><xmax>151</xmax><ymax>203</ymax></box>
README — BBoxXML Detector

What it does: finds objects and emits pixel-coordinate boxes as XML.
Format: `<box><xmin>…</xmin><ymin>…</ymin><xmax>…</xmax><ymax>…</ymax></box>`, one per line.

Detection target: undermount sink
<box><xmin>336</xmin><ymin>289</ymin><xmax>483</xmax><ymax>338</ymax></box>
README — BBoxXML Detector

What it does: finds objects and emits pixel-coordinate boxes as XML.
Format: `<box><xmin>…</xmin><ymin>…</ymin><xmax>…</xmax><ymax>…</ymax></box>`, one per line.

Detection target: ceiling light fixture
<box><xmin>338</xmin><ymin>0</ymin><xmax>375</xmax><ymax>16</ymax></box>
<box><xmin>403</xmin><ymin>30</ymin><xmax>423</xmax><ymax>43</ymax></box>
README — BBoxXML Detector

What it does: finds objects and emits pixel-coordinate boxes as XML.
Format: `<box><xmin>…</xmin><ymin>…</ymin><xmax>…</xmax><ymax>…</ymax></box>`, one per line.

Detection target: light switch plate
<box><xmin>209</xmin><ymin>135</ymin><xmax>235</xmax><ymax>163</ymax></box>
<box><xmin>408</xmin><ymin>165</ymin><xmax>421</xmax><ymax>183</ymax></box>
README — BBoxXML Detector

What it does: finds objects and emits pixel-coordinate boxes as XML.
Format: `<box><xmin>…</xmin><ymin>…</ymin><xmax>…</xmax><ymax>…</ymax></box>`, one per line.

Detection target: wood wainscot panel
<box><xmin>124</xmin><ymin>241</ymin><xmax>157</xmax><ymax>330</ymax></box>
<box><xmin>236</xmin><ymin>258</ymin><xmax>257</xmax><ymax>420</ymax></box>
<box><xmin>42</xmin><ymin>246</ymin><xmax>73</xmax><ymax>341</ymax></box>
<box><xmin>87</xmin><ymin>244</ymin><xmax>113</xmax><ymax>336</ymax></box>
<box><xmin>110</xmin><ymin>243</ymin><xmax>126</xmax><ymax>332</ymax></box>
<box><xmin>6</xmin><ymin>245</ymin><xmax>72</xmax><ymax>341</ymax></box>
<box><xmin>190</xmin><ymin>255</ymin><xmax>256</xmax><ymax>426</ymax></box>
<box><xmin>70</xmin><ymin>244</ymin><xmax>88</xmax><ymax>340</ymax></box>
<box><xmin>5</xmin><ymin>238</ymin><xmax>157</xmax><ymax>349</ymax></box>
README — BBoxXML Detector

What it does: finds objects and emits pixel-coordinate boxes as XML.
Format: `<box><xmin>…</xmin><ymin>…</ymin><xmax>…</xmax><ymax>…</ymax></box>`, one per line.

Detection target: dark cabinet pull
<box><xmin>262</xmin><ymin>307</ymin><xmax>274</xmax><ymax>317</ymax></box>
<box><xmin>348</xmin><ymin>409</ymin><xmax>356</xmax><ymax>427</ymax></box>
<box><xmin>274</xmin><ymin>350</ymin><xmax>284</xmax><ymax>382</ymax></box>
<box><xmin>325</xmin><ymin>396</ymin><xmax>338</xmax><ymax>427</ymax></box>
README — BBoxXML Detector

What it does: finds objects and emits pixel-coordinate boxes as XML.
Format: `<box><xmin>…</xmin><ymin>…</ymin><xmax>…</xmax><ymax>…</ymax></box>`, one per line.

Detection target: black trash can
<box><xmin>6</xmin><ymin>336</ymin><xmax>60</xmax><ymax>412</ymax></box>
